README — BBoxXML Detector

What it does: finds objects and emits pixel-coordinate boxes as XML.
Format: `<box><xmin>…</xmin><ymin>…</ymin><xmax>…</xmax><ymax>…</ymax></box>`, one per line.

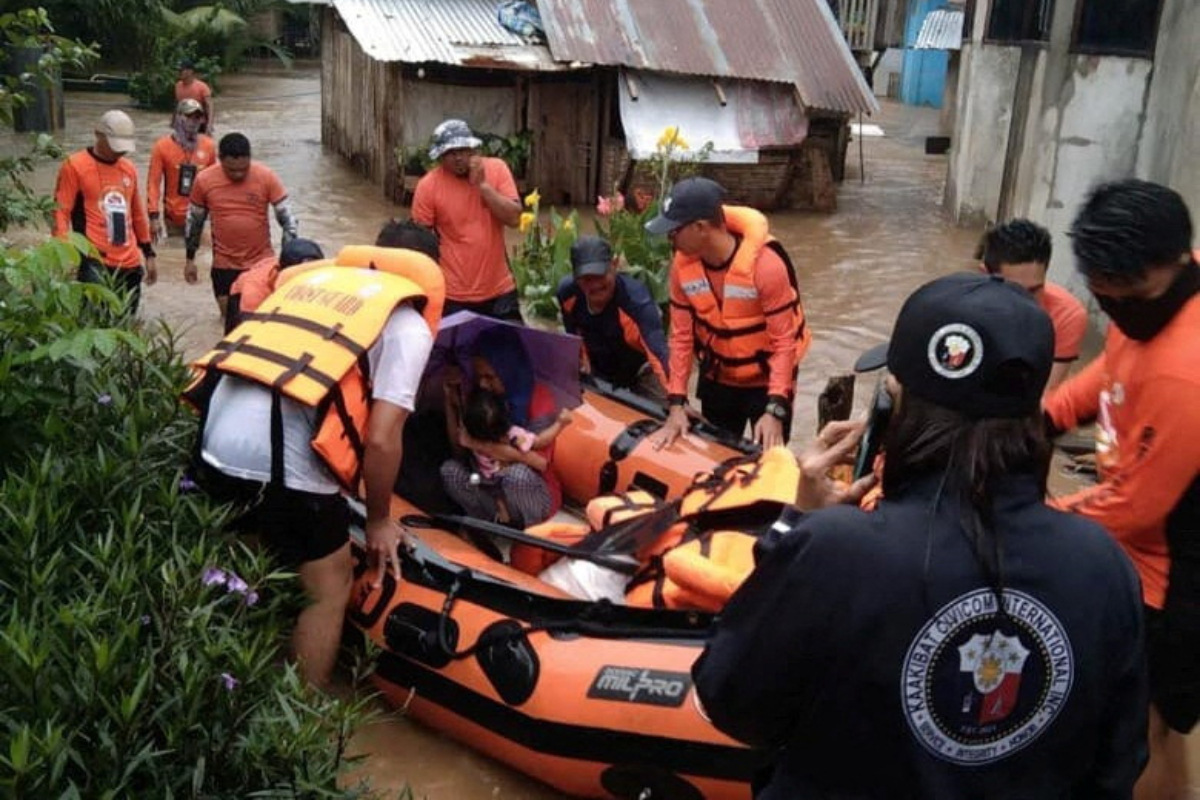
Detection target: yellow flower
<box><xmin>519</xmin><ymin>211</ymin><xmax>535</xmax><ymax>233</ymax></box>
<box><xmin>561</xmin><ymin>218</ymin><xmax>575</xmax><ymax>232</ymax></box>
<box><xmin>524</xmin><ymin>189</ymin><xmax>541</xmax><ymax>208</ymax></box>
<box><xmin>656</xmin><ymin>126</ymin><xmax>689</xmax><ymax>152</ymax></box>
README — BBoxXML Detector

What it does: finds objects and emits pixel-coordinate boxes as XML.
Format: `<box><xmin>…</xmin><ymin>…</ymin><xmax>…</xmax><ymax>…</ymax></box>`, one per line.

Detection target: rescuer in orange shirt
<box><xmin>184</xmin><ymin>132</ymin><xmax>298</xmax><ymax>326</ymax></box>
<box><xmin>411</xmin><ymin>119</ymin><xmax>523</xmax><ymax>321</ymax></box>
<box><xmin>1045</xmin><ymin>180</ymin><xmax>1200</xmax><ymax>800</ymax></box>
<box><xmin>976</xmin><ymin>218</ymin><xmax>1088</xmax><ymax>391</ymax></box>
<box><xmin>174</xmin><ymin>58</ymin><xmax>213</xmax><ymax>134</ymax></box>
<box><xmin>147</xmin><ymin>98</ymin><xmax>216</xmax><ymax>238</ymax></box>
<box><xmin>53</xmin><ymin>109</ymin><xmax>156</xmax><ymax>314</ymax></box>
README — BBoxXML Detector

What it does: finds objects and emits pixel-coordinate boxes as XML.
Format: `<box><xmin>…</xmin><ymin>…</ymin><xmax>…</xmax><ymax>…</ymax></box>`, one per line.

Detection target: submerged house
<box><xmin>319</xmin><ymin>0</ymin><xmax>877</xmax><ymax>211</ymax></box>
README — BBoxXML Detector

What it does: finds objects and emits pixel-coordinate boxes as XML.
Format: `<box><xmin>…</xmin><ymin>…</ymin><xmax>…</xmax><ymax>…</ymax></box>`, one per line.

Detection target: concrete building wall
<box><xmin>1028</xmin><ymin>56</ymin><xmax>1152</xmax><ymax>285</ymax></box>
<box><xmin>1136</xmin><ymin>0</ymin><xmax>1200</xmax><ymax>219</ymax></box>
<box><xmin>945</xmin><ymin>44</ymin><xmax>1020</xmax><ymax>225</ymax></box>
<box><xmin>944</xmin><ymin>0</ymin><xmax>1188</xmax><ymax>285</ymax></box>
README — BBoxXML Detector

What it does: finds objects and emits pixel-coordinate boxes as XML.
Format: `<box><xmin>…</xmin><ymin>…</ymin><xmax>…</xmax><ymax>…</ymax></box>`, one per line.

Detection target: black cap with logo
<box><xmin>855</xmin><ymin>272</ymin><xmax>1053</xmax><ymax>418</ymax></box>
<box><xmin>644</xmin><ymin>177</ymin><xmax>726</xmax><ymax>235</ymax></box>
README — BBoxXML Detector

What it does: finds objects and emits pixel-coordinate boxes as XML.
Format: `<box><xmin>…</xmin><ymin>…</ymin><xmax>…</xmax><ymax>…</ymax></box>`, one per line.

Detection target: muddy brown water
<box><xmin>15</xmin><ymin>66</ymin><xmax>1178</xmax><ymax>799</ymax></box>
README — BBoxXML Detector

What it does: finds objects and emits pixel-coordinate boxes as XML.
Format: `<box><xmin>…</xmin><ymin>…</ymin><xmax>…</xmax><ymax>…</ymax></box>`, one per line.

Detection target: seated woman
<box><xmin>440</xmin><ymin>327</ymin><xmax>566</xmax><ymax>528</ymax></box>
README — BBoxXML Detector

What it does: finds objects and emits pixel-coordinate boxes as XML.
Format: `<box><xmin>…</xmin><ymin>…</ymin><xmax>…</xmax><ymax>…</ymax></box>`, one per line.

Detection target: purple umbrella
<box><xmin>428</xmin><ymin>311</ymin><xmax>583</xmax><ymax>413</ymax></box>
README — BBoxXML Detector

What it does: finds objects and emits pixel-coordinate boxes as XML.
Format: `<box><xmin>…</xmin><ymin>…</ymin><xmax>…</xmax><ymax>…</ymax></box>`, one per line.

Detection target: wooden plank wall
<box><xmin>320</xmin><ymin>8</ymin><xmax>404</xmax><ymax>199</ymax></box>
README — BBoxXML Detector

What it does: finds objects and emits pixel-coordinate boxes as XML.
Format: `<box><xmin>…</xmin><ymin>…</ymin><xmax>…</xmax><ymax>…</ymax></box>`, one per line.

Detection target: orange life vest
<box><xmin>228</xmin><ymin>255</ymin><xmax>280</xmax><ymax>315</ymax></box>
<box><xmin>672</xmin><ymin>206</ymin><xmax>810</xmax><ymax>387</ymax></box>
<box><xmin>186</xmin><ymin>245</ymin><xmax>445</xmax><ymax>490</ymax></box>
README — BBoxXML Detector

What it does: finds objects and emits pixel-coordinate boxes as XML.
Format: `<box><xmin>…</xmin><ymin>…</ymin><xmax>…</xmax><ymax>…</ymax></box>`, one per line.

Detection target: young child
<box><xmin>460</xmin><ymin>387</ymin><xmax>569</xmax><ymax>480</ymax></box>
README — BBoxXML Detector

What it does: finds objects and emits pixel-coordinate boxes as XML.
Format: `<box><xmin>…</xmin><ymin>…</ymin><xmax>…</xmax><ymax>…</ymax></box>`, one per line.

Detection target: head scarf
<box><xmin>172</xmin><ymin>114</ymin><xmax>200</xmax><ymax>152</ymax></box>
<box><xmin>473</xmin><ymin>327</ymin><xmax>533</xmax><ymax>427</ymax></box>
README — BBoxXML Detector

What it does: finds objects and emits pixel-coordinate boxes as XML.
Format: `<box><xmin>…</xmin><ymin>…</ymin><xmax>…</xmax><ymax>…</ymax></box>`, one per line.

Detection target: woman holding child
<box><xmin>440</xmin><ymin>327</ymin><xmax>570</xmax><ymax>528</ymax></box>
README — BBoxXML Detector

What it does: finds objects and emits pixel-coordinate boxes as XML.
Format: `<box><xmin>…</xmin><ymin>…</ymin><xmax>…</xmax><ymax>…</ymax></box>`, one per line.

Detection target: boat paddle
<box><xmin>401</xmin><ymin>513</ymin><xmax>644</xmax><ymax>575</ymax></box>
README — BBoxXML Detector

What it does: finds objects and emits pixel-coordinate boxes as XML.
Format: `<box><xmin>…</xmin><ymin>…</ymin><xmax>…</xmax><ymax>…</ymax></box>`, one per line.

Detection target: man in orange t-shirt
<box><xmin>411</xmin><ymin>119</ymin><xmax>522</xmax><ymax>321</ymax></box>
<box><xmin>977</xmin><ymin>218</ymin><xmax>1088</xmax><ymax>390</ymax></box>
<box><xmin>645</xmin><ymin>178</ymin><xmax>811</xmax><ymax>449</ymax></box>
<box><xmin>184</xmin><ymin>132</ymin><xmax>298</xmax><ymax>325</ymax></box>
<box><xmin>53</xmin><ymin>109</ymin><xmax>157</xmax><ymax>314</ymax></box>
<box><xmin>147</xmin><ymin>98</ymin><xmax>216</xmax><ymax>236</ymax></box>
<box><xmin>174</xmin><ymin>59</ymin><xmax>213</xmax><ymax>134</ymax></box>
<box><xmin>1044</xmin><ymin>180</ymin><xmax>1200</xmax><ymax>799</ymax></box>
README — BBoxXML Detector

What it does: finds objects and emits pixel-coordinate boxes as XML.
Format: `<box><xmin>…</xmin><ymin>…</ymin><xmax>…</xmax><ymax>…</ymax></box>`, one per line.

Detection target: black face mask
<box><xmin>1096</xmin><ymin>262</ymin><xmax>1200</xmax><ymax>342</ymax></box>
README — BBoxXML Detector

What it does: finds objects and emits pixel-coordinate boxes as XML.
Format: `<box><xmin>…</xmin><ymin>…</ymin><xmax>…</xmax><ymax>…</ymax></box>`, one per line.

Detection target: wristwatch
<box><xmin>763</xmin><ymin>399</ymin><xmax>789</xmax><ymax>421</ymax></box>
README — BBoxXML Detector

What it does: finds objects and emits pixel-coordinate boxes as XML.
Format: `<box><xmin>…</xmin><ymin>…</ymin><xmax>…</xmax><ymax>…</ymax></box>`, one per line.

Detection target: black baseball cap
<box><xmin>279</xmin><ymin>237</ymin><xmax>325</xmax><ymax>268</ymax></box>
<box><xmin>854</xmin><ymin>272</ymin><xmax>1053</xmax><ymax>418</ymax></box>
<box><xmin>645</xmin><ymin>177</ymin><xmax>726</xmax><ymax>235</ymax></box>
<box><xmin>570</xmin><ymin>236</ymin><xmax>614</xmax><ymax>279</ymax></box>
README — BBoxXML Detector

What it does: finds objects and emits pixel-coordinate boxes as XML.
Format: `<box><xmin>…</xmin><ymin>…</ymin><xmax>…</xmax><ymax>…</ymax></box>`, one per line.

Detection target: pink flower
<box><xmin>613</xmin><ymin>192</ymin><xmax>626</xmax><ymax>212</ymax></box>
<box><xmin>596</xmin><ymin>195</ymin><xmax>612</xmax><ymax>217</ymax></box>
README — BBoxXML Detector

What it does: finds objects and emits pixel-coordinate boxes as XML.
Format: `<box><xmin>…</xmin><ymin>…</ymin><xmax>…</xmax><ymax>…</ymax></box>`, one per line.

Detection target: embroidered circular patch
<box><xmin>900</xmin><ymin>588</ymin><xmax>1074</xmax><ymax>765</ymax></box>
<box><xmin>927</xmin><ymin>323</ymin><xmax>984</xmax><ymax>379</ymax></box>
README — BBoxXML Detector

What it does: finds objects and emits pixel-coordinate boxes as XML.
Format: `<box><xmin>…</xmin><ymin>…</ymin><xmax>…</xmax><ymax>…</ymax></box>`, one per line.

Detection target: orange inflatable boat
<box><xmin>348</xmin><ymin>378</ymin><xmax>776</xmax><ymax>800</ymax></box>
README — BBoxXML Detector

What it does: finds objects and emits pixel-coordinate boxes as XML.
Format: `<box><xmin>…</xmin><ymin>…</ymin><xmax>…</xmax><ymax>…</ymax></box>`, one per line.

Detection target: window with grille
<box><xmin>985</xmin><ymin>0</ymin><xmax>1055</xmax><ymax>43</ymax></box>
<box><xmin>1073</xmin><ymin>0</ymin><xmax>1163</xmax><ymax>57</ymax></box>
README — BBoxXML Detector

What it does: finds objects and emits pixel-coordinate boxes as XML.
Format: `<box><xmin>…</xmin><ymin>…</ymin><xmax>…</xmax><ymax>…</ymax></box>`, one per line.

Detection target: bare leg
<box><xmin>293</xmin><ymin>543</ymin><xmax>352</xmax><ymax>690</ymax></box>
<box><xmin>1136</xmin><ymin>705</ymin><xmax>1189</xmax><ymax>800</ymax></box>
<box><xmin>216</xmin><ymin>293</ymin><xmax>229</xmax><ymax>323</ymax></box>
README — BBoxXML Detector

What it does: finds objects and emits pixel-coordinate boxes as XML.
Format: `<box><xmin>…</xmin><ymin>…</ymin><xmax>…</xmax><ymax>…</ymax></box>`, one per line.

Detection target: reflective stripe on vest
<box><xmin>673</xmin><ymin>206</ymin><xmax>809</xmax><ymax>385</ymax></box>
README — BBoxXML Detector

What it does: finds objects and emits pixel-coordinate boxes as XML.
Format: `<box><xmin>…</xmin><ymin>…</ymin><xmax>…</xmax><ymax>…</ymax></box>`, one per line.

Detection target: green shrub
<box><xmin>0</xmin><ymin>239</ymin><xmax>378</xmax><ymax>796</ymax></box>
<box><xmin>510</xmin><ymin>190</ymin><xmax>578</xmax><ymax>319</ymax></box>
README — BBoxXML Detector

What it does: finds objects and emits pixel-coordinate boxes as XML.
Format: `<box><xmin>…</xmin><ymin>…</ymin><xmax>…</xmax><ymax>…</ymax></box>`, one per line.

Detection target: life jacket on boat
<box><xmin>511</xmin><ymin>447</ymin><xmax>800</xmax><ymax>612</ymax></box>
<box><xmin>671</xmin><ymin>206</ymin><xmax>811</xmax><ymax>388</ymax></box>
<box><xmin>623</xmin><ymin>446</ymin><xmax>800</xmax><ymax>610</ymax></box>
<box><xmin>184</xmin><ymin>245</ymin><xmax>445</xmax><ymax>490</ymax></box>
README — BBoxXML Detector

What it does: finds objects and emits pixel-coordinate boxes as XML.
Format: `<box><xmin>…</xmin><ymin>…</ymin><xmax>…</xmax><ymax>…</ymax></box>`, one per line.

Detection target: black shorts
<box><xmin>211</xmin><ymin>266</ymin><xmax>243</xmax><ymax>299</ymax></box>
<box><xmin>1145</xmin><ymin>604</ymin><xmax>1200</xmax><ymax>733</ymax></box>
<box><xmin>444</xmin><ymin>289</ymin><xmax>524</xmax><ymax>323</ymax></box>
<box><xmin>195</xmin><ymin>462</ymin><xmax>350</xmax><ymax>567</ymax></box>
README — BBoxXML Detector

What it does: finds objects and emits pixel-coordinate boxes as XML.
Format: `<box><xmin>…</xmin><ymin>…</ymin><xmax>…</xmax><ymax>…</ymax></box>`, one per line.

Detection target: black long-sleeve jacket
<box><xmin>694</xmin><ymin>473</ymin><xmax>1148</xmax><ymax>799</ymax></box>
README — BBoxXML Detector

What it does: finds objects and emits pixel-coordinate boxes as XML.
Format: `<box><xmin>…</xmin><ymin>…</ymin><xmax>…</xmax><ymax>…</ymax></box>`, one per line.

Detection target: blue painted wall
<box><xmin>900</xmin><ymin>0</ymin><xmax>949</xmax><ymax>107</ymax></box>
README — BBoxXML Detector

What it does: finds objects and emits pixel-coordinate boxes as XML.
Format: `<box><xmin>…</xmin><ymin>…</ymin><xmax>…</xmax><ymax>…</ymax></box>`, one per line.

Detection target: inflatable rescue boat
<box><xmin>348</xmin><ymin>378</ymin><xmax>793</xmax><ymax>800</ymax></box>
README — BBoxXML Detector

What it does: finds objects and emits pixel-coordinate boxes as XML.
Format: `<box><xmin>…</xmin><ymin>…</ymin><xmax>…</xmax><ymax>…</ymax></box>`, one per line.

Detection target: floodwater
<box><xmin>8</xmin><ymin>64</ymin><xmax>979</xmax><ymax>437</ymax></box>
<box><xmin>16</xmin><ymin>66</ymin><xmax>1182</xmax><ymax>799</ymax></box>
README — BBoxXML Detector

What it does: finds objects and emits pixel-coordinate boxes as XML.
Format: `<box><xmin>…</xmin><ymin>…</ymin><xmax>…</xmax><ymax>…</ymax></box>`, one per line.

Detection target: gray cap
<box><xmin>570</xmin><ymin>236</ymin><xmax>614</xmax><ymax>279</ymax></box>
<box><xmin>429</xmin><ymin>119</ymin><xmax>482</xmax><ymax>160</ymax></box>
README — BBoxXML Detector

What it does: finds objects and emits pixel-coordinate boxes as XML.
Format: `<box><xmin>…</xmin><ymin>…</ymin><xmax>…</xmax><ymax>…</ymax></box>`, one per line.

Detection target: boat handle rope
<box><xmin>434</xmin><ymin>571</ymin><xmax>711</xmax><ymax>661</ymax></box>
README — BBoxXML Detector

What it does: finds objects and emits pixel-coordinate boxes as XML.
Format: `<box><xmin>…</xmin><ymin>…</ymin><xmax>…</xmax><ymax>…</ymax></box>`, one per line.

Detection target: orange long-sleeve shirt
<box><xmin>1044</xmin><ymin>292</ymin><xmax>1200</xmax><ymax>609</ymax></box>
<box><xmin>53</xmin><ymin>149</ymin><xmax>150</xmax><ymax>268</ymax></box>
<box><xmin>667</xmin><ymin>243</ymin><xmax>801</xmax><ymax>397</ymax></box>
<box><xmin>147</xmin><ymin>133</ymin><xmax>216</xmax><ymax>226</ymax></box>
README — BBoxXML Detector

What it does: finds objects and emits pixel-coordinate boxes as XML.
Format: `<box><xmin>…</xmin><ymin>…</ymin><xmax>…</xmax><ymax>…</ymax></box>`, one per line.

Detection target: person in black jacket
<box><xmin>694</xmin><ymin>272</ymin><xmax>1148</xmax><ymax>799</ymax></box>
<box><xmin>557</xmin><ymin>236</ymin><xmax>669</xmax><ymax>402</ymax></box>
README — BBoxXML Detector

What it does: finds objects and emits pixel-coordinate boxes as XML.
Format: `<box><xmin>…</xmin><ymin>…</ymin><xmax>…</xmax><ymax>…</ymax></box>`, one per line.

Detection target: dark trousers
<box><xmin>697</xmin><ymin>377</ymin><xmax>793</xmax><ymax>443</ymax></box>
<box><xmin>444</xmin><ymin>289</ymin><xmax>524</xmax><ymax>323</ymax></box>
<box><xmin>79</xmin><ymin>257</ymin><xmax>143</xmax><ymax>316</ymax></box>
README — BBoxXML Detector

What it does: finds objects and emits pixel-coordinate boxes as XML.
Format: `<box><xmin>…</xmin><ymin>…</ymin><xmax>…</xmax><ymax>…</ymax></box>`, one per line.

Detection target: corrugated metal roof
<box><xmin>537</xmin><ymin>0</ymin><xmax>878</xmax><ymax>115</ymax></box>
<box><xmin>330</xmin><ymin>0</ymin><xmax>559</xmax><ymax>68</ymax></box>
<box><xmin>914</xmin><ymin>9</ymin><xmax>964</xmax><ymax>50</ymax></box>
